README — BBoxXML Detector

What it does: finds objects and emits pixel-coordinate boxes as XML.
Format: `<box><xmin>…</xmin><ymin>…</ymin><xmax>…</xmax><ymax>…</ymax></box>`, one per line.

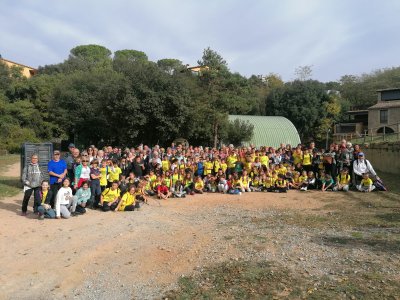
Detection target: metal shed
<box><xmin>228</xmin><ymin>115</ymin><xmax>301</xmax><ymax>148</ymax></box>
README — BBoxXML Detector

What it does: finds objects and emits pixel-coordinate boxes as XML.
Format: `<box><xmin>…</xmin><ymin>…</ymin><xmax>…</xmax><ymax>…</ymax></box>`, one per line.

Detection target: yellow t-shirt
<box><xmin>361</xmin><ymin>178</ymin><xmax>373</xmax><ymax>187</ymax></box>
<box><xmin>276</xmin><ymin>179</ymin><xmax>287</xmax><ymax>188</ymax></box>
<box><xmin>293</xmin><ymin>152</ymin><xmax>303</xmax><ymax>165</ymax></box>
<box><xmin>260</xmin><ymin>155</ymin><xmax>269</xmax><ymax>167</ymax></box>
<box><xmin>100</xmin><ymin>167</ymin><xmax>108</xmax><ymax>186</ymax></box>
<box><xmin>302</xmin><ymin>154</ymin><xmax>312</xmax><ymax>166</ymax></box>
<box><xmin>161</xmin><ymin>160</ymin><xmax>170</xmax><ymax>172</ymax></box>
<box><xmin>213</xmin><ymin>161</ymin><xmax>221</xmax><ymax>173</ymax></box>
<box><xmin>42</xmin><ymin>190</ymin><xmax>48</xmax><ymax>204</ymax></box>
<box><xmin>245</xmin><ymin>162</ymin><xmax>253</xmax><ymax>173</ymax></box>
<box><xmin>164</xmin><ymin>178</ymin><xmax>172</xmax><ymax>188</ymax></box>
<box><xmin>263</xmin><ymin>178</ymin><xmax>273</xmax><ymax>188</ymax></box>
<box><xmin>278</xmin><ymin>166</ymin><xmax>287</xmax><ymax>175</ymax></box>
<box><xmin>102</xmin><ymin>188</ymin><xmax>120</xmax><ymax>203</ymax></box>
<box><xmin>241</xmin><ymin>176</ymin><xmax>250</xmax><ymax>186</ymax></box>
<box><xmin>337</xmin><ymin>174</ymin><xmax>351</xmax><ymax>185</ymax></box>
<box><xmin>108</xmin><ymin>167</ymin><xmax>122</xmax><ymax>182</ymax></box>
<box><xmin>233</xmin><ymin>178</ymin><xmax>242</xmax><ymax>187</ymax></box>
<box><xmin>299</xmin><ymin>175</ymin><xmax>308</xmax><ymax>183</ymax></box>
<box><xmin>195</xmin><ymin>180</ymin><xmax>204</xmax><ymax>190</ymax></box>
<box><xmin>220</xmin><ymin>163</ymin><xmax>227</xmax><ymax>173</ymax></box>
<box><xmin>204</xmin><ymin>161</ymin><xmax>213</xmax><ymax>175</ymax></box>
<box><xmin>172</xmin><ymin>174</ymin><xmax>179</xmax><ymax>185</ymax></box>
<box><xmin>118</xmin><ymin>192</ymin><xmax>135</xmax><ymax>211</ymax></box>
<box><xmin>226</xmin><ymin>155</ymin><xmax>237</xmax><ymax>168</ymax></box>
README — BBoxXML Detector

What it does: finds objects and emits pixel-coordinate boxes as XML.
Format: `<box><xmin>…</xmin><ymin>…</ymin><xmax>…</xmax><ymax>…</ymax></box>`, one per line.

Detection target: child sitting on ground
<box><xmin>173</xmin><ymin>180</ymin><xmax>186</xmax><ymax>198</ymax></box>
<box><xmin>193</xmin><ymin>176</ymin><xmax>204</xmax><ymax>194</ymax></box>
<box><xmin>357</xmin><ymin>173</ymin><xmax>375</xmax><ymax>192</ymax></box>
<box><xmin>321</xmin><ymin>174</ymin><xmax>335</xmax><ymax>192</ymax></box>
<box><xmin>334</xmin><ymin>168</ymin><xmax>351</xmax><ymax>192</ymax></box>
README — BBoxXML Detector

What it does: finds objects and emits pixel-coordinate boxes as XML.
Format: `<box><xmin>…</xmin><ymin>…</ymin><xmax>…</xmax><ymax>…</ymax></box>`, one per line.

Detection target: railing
<box><xmin>334</xmin><ymin>122</ymin><xmax>400</xmax><ymax>144</ymax></box>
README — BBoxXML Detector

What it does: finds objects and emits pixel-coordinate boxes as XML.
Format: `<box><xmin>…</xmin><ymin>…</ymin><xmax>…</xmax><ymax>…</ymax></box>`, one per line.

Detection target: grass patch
<box><xmin>0</xmin><ymin>155</ymin><xmax>21</xmax><ymax>199</ymax></box>
<box><xmin>0</xmin><ymin>154</ymin><xmax>19</xmax><ymax>173</ymax></box>
<box><xmin>165</xmin><ymin>260</ymin><xmax>400</xmax><ymax>299</ymax></box>
<box><xmin>0</xmin><ymin>177</ymin><xmax>21</xmax><ymax>199</ymax></box>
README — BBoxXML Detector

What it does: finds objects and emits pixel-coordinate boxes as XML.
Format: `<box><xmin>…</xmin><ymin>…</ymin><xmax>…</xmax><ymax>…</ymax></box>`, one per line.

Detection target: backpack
<box><xmin>374</xmin><ymin>178</ymin><xmax>387</xmax><ymax>191</ymax></box>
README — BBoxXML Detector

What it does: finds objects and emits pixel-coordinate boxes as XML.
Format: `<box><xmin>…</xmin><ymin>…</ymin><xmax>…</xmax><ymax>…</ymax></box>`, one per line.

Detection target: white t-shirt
<box><xmin>81</xmin><ymin>166</ymin><xmax>91</xmax><ymax>179</ymax></box>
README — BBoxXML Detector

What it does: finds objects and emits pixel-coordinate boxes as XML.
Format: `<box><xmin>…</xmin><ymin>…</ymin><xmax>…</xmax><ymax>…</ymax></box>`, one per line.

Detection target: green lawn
<box><xmin>0</xmin><ymin>154</ymin><xmax>21</xmax><ymax>199</ymax></box>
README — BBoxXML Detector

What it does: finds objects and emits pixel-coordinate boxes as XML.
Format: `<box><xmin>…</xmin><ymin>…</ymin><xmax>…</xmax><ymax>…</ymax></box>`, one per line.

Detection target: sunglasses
<box><xmin>54</xmin><ymin>153</ymin><xmax>60</xmax><ymax>155</ymax></box>
<box><xmin>82</xmin><ymin>160</ymin><xmax>89</xmax><ymax>162</ymax></box>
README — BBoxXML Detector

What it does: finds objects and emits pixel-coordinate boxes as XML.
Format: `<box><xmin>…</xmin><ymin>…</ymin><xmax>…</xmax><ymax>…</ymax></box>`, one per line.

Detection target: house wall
<box><xmin>368</xmin><ymin>108</ymin><xmax>400</xmax><ymax>134</ymax></box>
<box><xmin>364</xmin><ymin>142</ymin><xmax>400</xmax><ymax>175</ymax></box>
<box><xmin>0</xmin><ymin>59</ymin><xmax>35</xmax><ymax>78</ymax></box>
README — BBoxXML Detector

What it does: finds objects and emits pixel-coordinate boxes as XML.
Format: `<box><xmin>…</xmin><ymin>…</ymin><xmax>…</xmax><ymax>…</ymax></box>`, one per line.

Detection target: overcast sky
<box><xmin>1</xmin><ymin>0</ymin><xmax>399</xmax><ymax>82</ymax></box>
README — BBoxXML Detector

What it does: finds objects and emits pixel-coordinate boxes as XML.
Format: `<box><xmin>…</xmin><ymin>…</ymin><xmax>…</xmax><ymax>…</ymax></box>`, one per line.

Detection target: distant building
<box><xmin>186</xmin><ymin>65</ymin><xmax>209</xmax><ymax>75</ymax></box>
<box><xmin>368</xmin><ymin>88</ymin><xmax>400</xmax><ymax>134</ymax></box>
<box><xmin>334</xmin><ymin>88</ymin><xmax>400</xmax><ymax>142</ymax></box>
<box><xmin>0</xmin><ymin>57</ymin><xmax>37</xmax><ymax>78</ymax></box>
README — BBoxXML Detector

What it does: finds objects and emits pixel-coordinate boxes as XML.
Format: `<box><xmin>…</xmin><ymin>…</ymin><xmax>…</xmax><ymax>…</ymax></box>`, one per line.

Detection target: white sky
<box><xmin>1</xmin><ymin>0</ymin><xmax>400</xmax><ymax>82</ymax></box>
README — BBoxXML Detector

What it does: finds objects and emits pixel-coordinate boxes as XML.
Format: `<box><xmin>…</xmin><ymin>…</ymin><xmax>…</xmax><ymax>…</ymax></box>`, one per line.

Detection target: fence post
<box><xmin>383</xmin><ymin>126</ymin><xmax>386</xmax><ymax>141</ymax></box>
<box><xmin>398</xmin><ymin>123</ymin><xmax>400</xmax><ymax>141</ymax></box>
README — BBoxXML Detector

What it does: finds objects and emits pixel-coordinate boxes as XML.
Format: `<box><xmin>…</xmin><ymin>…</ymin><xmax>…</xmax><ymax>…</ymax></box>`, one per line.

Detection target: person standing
<box><xmin>21</xmin><ymin>154</ymin><xmax>43</xmax><ymax>216</ymax></box>
<box><xmin>48</xmin><ymin>150</ymin><xmax>67</xmax><ymax>208</ymax></box>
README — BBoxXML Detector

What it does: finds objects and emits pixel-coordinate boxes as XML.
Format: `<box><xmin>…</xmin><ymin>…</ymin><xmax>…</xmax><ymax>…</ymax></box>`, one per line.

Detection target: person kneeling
<box><xmin>55</xmin><ymin>178</ymin><xmax>77</xmax><ymax>219</ymax></box>
<box><xmin>73</xmin><ymin>181</ymin><xmax>92</xmax><ymax>214</ymax></box>
<box><xmin>100</xmin><ymin>181</ymin><xmax>121</xmax><ymax>211</ymax></box>
<box><xmin>274</xmin><ymin>174</ymin><xmax>288</xmax><ymax>193</ymax></box>
<box><xmin>157</xmin><ymin>180</ymin><xmax>172</xmax><ymax>200</ymax></box>
<box><xmin>115</xmin><ymin>185</ymin><xmax>138</xmax><ymax>211</ymax></box>
<box><xmin>34</xmin><ymin>180</ymin><xmax>55</xmax><ymax>220</ymax></box>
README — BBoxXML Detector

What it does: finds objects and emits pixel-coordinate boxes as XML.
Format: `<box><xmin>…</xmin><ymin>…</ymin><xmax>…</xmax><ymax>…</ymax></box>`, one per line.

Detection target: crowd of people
<box><xmin>20</xmin><ymin>140</ymin><xmax>385</xmax><ymax>220</ymax></box>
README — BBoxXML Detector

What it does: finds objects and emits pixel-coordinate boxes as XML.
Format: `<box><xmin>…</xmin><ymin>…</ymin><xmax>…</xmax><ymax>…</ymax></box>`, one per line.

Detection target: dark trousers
<box><xmin>21</xmin><ymin>187</ymin><xmax>39</xmax><ymax>213</ymax></box>
<box><xmin>50</xmin><ymin>183</ymin><xmax>62</xmax><ymax>208</ymax></box>
<box><xmin>123</xmin><ymin>205</ymin><xmax>135</xmax><ymax>211</ymax></box>
<box><xmin>102</xmin><ymin>202</ymin><xmax>118</xmax><ymax>212</ymax></box>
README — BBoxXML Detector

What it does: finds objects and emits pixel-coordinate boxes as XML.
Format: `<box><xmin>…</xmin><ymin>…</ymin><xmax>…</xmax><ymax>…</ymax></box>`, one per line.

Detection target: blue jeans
<box><xmin>37</xmin><ymin>205</ymin><xmax>56</xmax><ymax>218</ymax></box>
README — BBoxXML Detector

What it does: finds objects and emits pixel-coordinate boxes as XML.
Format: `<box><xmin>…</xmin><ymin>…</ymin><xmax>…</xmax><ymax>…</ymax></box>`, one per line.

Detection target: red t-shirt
<box><xmin>157</xmin><ymin>185</ymin><xmax>168</xmax><ymax>194</ymax></box>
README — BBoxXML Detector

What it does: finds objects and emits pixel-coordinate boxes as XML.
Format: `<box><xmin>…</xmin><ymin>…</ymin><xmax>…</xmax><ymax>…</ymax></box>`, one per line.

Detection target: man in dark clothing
<box><xmin>131</xmin><ymin>156</ymin><xmax>145</xmax><ymax>177</ymax></box>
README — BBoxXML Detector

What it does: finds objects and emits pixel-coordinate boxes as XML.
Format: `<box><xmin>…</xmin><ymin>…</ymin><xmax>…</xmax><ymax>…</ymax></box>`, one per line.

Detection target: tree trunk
<box><xmin>213</xmin><ymin>122</ymin><xmax>218</xmax><ymax>148</ymax></box>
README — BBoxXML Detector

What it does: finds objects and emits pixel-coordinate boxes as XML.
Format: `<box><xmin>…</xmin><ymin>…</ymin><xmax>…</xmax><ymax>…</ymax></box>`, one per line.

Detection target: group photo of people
<box><xmin>21</xmin><ymin>140</ymin><xmax>386</xmax><ymax>220</ymax></box>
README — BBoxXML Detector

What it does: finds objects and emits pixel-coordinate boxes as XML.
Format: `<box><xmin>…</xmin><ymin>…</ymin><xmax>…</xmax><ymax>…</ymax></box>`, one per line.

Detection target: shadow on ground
<box><xmin>313</xmin><ymin>235</ymin><xmax>400</xmax><ymax>254</ymax></box>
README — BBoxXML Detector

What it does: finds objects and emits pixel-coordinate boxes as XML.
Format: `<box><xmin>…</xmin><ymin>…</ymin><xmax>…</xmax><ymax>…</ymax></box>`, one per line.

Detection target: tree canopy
<box><xmin>1</xmin><ymin>44</ymin><xmax>399</xmax><ymax>152</ymax></box>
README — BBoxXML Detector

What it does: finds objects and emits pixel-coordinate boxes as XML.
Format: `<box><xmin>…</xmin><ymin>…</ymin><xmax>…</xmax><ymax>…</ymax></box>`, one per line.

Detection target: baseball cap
<box><xmin>53</xmin><ymin>150</ymin><xmax>60</xmax><ymax>154</ymax></box>
<box><xmin>68</xmin><ymin>143</ymin><xmax>75</xmax><ymax>148</ymax></box>
<box><xmin>358</xmin><ymin>152</ymin><xmax>364</xmax><ymax>156</ymax></box>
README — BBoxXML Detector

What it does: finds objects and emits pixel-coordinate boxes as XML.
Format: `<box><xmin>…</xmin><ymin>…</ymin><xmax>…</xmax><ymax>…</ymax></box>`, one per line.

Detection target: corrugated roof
<box><xmin>228</xmin><ymin>115</ymin><xmax>301</xmax><ymax>148</ymax></box>
<box><xmin>368</xmin><ymin>100</ymin><xmax>400</xmax><ymax>110</ymax></box>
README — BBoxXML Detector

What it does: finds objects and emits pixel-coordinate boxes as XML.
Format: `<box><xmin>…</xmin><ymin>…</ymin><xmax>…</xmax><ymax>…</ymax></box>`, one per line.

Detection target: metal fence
<box><xmin>335</xmin><ymin>122</ymin><xmax>400</xmax><ymax>145</ymax></box>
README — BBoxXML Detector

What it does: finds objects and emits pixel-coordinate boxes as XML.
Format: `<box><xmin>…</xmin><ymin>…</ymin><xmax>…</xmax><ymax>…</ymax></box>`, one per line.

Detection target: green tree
<box><xmin>114</xmin><ymin>49</ymin><xmax>148</xmax><ymax>62</ymax></box>
<box><xmin>266</xmin><ymin>80</ymin><xmax>331</xmax><ymax>142</ymax></box>
<box><xmin>222</xmin><ymin>119</ymin><xmax>254</xmax><ymax>146</ymax></box>
<box><xmin>157</xmin><ymin>58</ymin><xmax>184</xmax><ymax>75</ymax></box>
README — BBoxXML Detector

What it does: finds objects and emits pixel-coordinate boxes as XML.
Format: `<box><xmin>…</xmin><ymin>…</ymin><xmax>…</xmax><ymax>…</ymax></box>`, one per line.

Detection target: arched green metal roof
<box><xmin>228</xmin><ymin>115</ymin><xmax>301</xmax><ymax>148</ymax></box>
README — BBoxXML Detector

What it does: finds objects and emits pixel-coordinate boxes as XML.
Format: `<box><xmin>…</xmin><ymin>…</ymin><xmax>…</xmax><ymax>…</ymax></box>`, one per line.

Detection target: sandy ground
<box><xmin>0</xmin><ymin>162</ymin><xmax>373</xmax><ymax>299</ymax></box>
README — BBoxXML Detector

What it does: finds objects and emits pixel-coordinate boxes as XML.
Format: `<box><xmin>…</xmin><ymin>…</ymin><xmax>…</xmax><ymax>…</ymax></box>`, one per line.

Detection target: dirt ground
<box><xmin>0</xmin><ymin>162</ymin><xmax>399</xmax><ymax>300</ymax></box>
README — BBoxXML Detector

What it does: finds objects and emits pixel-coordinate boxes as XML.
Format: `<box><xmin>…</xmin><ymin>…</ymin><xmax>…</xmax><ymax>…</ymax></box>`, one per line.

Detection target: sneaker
<box><xmin>238</xmin><ymin>192</ymin><xmax>242</xmax><ymax>195</ymax></box>
<box><xmin>71</xmin><ymin>212</ymin><xmax>79</xmax><ymax>217</ymax></box>
<box><xmin>38</xmin><ymin>214</ymin><xmax>44</xmax><ymax>220</ymax></box>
